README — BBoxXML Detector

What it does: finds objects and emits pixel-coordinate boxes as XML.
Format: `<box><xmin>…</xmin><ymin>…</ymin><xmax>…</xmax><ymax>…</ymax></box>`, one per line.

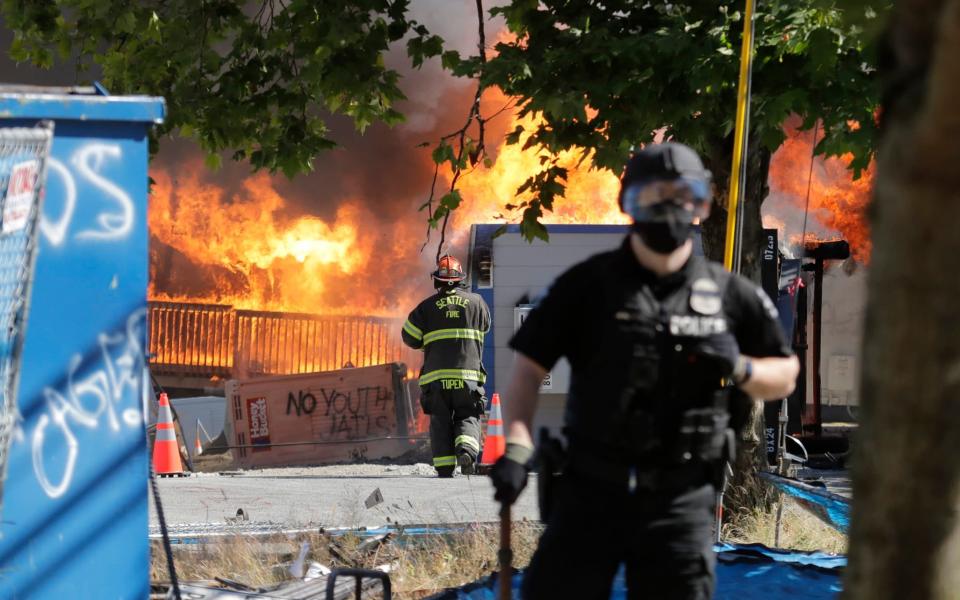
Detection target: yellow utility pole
<box><xmin>723</xmin><ymin>0</ymin><xmax>758</xmax><ymax>273</ymax></box>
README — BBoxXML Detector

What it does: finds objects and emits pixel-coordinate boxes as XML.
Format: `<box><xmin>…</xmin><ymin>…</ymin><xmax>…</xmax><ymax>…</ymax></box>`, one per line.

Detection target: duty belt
<box><xmin>566</xmin><ymin>452</ymin><xmax>711</xmax><ymax>493</ymax></box>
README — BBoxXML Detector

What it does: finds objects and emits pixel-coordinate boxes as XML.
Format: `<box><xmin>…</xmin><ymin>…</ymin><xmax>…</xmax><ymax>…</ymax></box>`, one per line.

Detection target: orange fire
<box><xmin>762</xmin><ymin>212</ymin><xmax>787</xmax><ymax>233</ymax></box>
<box><xmin>149</xmin><ymin>105</ymin><xmax>629</xmax><ymax>318</ymax></box>
<box><xmin>452</xmin><ymin>113</ymin><xmax>629</xmax><ymax>229</ymax></box>
<box><xmin>767</xmin><ymin>122</ymin><xmax>874</xmax><ymax>261</ymax></box>
<box><xmin>148</xmin><ymin>166</ymin><xmax>431</xmax><ymax>316</ymax></box>
<box><xmin>147</xmin><ymin>103</ymin><xmax>632</xmax><ymax>390</ymax></box>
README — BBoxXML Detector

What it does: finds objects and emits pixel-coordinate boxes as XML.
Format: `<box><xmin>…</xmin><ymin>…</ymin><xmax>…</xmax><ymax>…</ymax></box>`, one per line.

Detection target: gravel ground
<box><xmin>150</xmin><ymin>463</ymin><xmax>540</xmax><ymax>529</ymax></box>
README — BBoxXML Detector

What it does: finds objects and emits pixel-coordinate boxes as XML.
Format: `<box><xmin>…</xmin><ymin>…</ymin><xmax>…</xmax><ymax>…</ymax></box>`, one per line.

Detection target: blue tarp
<box><xmin>430</xmin><ymin>544</ymin><xmax>845</xmax><ymax>599</ymax></box>
<box><xmin>759</xmin><ymin>472</ymin><xmax>851</xmax><ymax>534</ymax></box>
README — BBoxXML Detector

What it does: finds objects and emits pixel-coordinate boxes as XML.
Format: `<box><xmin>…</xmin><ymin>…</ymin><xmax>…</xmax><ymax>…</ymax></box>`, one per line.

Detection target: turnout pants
<box><xmin>522</xmin><ymin>469</ymin><xmax>716</xmax><ymax>600</ymax></box>
<box><xmin>421</xmin><ymin>380</ymin><xmax>484</xmax><ymax>477</ymax></box>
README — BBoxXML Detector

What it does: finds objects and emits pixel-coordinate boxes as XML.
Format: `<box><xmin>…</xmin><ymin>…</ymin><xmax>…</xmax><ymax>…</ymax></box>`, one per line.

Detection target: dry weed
<box><xmin>388</xmin><ymin>521</ymin><xmax>540</xmax><ymax>597</ymax></box>
<box><xmin>152</xmin><ymin>496</ymin><xmax>846</xmax><ymax>597</ymax></box>
<box><xmin>722</xmin><ymin>495</ymin><xmax>847</xmax><ymax>554</ymax></box>
<box><xmin>151</xmin><ymin>521</ymin><xmax>542</xmax><ymax>598</ymax></box>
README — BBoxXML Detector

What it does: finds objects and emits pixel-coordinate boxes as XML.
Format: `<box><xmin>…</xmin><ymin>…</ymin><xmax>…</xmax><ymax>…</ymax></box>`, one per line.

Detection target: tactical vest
<box><xmin>565</xmin><ymin>257</ymin><xmax>737</xmax><ymax>466</ymax></box>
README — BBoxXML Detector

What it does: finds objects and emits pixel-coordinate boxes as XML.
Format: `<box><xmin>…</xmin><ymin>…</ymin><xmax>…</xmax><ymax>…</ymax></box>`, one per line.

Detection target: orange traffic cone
<box><xmin>480</xmin><ymin>393</ymin><xmax>506</xmax><ymax>467</ymax></box>
<box><xmin>153</xmin><ymin>393</ymin><xmax>185</xmax><ymax>476</ymax></box>
<box><xmin>194</xmin><ymin>417</ymin><xmax>204</xmax><ymax>457</ymax></box>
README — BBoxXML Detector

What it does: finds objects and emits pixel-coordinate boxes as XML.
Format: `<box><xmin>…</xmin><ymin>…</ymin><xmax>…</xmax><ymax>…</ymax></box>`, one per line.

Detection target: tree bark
<box><xmin>844</xmin><ymin>1</ymin><xmax>960</xmax><ymax>598</ymax></box>
<box><xmin>702</xmin><ymin>139</ymin><xmax>775</xmax><ymax>514</ymax></box>
<box><xmin>701</xmin><ymin>137</ymin><xmax>771</xmax><ymax>284</ymax></box>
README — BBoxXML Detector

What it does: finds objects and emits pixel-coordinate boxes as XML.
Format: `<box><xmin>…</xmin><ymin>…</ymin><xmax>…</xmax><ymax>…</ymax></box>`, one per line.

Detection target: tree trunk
<box><xmin>702</xmin><ymin>140</ymin><xmax>775</xmax><ymax>514</ymax></box>
<box><xmin>701</xmin><ymin>137</ymin><xmax>771</xmax><ymax>285</ymax></box>
<box><xmin>844</xmin><ymin>1</ymin><xmax>960</xmax><ymax>598</ymax></box>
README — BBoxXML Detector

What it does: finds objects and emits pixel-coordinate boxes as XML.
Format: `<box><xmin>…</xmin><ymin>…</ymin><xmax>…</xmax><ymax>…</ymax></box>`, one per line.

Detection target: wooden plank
<box><xmin>272</xmin><ymin>574</ymin><xmax>385</xmax><ymax>599</ymax></box>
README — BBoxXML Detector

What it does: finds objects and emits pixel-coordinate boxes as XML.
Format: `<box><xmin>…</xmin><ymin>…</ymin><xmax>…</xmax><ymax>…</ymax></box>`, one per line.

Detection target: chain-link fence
<box><xmin>0</xmin><ymin>122</ymin><xmax>54</xmax><ymax>516</ymax></box>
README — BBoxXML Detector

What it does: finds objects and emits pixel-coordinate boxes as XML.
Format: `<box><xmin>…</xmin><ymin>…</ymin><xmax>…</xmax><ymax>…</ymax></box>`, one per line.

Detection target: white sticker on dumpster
<box><xmin>3</xmin><ymin>159</ymin><xmax>39</xmax><ymax>233</ymax></box>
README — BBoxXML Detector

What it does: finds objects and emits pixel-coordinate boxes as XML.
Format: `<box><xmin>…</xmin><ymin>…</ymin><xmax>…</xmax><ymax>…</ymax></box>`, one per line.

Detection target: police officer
<box><xmin>490</xmin><ymin>143</ymin><xmax>799</xmax><ymax>599</ymax></box>
<box><xmin>402</xmin><ymin>255</ymin><xmax>491</xmax><ymax>478</ymax></box>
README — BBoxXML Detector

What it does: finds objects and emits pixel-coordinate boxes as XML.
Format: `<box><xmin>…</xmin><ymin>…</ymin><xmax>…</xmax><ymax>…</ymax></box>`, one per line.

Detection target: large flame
<box><xmin>452</xmin><ymin>112</ymin><xmax>629</xmax><ymax>228</ymax></box>
<box><xmin>149</xmin><ymin>166</ymin><xmax>428</xmax><ymax>315</ymax></box>
<box><xmin>149</xmin><ymin>104</ymin><xmax>629</xmax><ymax>317</ymax></box>
<box><xmin>150</xmin><ymin>111</ymin><xmax>872</xmax><ymax>319</ymax></box>
<box><xmin>767</xmin><ymin>123</ymin><xmax>874</xmax><ymax>261</ymax></box>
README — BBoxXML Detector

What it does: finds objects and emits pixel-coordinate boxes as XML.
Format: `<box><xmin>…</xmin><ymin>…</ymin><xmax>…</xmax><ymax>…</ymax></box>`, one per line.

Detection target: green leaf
<box><xmin>117</xmin><ymin>11</ymin><xmax>137</xmax><ymax>34</ymax></box>
<box><xmin>432</xmin><ymin>141</ymin><xmax>455</xmax><ymax>165</ymax></box>
<box><xmin>520</xmin><ymin>208</ymin><xmax>549</xmax><ymax>243</ymax></box>
<box><xmin>807</xmin><ymin>28</ymin><xmax>838</xmax><ymax>74</ymax></box>
<box><xmin>8</xmin><ymin>36</ymin><xmax>28</xmax><ymax>62</ymax></box>
<box><xmin>439</xmin><ymin>189</ymin><xmax>462</xmax><ymax>210</ymax></box>
<box><xmin>505</xmin><ymin>125</ymin><xmax>525</xmax><ymax>145</ymax></box>
<box><xmin>441</xmin><ymin>50</ymin><xmax>461</xmax><ymax>71</ymax></box>
<box><xmin>204</xmin><ymin>153</ymin><xmax>222</xmax><ymax>171</ymax></box>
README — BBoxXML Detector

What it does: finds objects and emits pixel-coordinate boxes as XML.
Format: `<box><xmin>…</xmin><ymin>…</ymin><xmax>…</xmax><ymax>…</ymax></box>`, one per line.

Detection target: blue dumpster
<box><xmin>0</xmin><ymin>86</ymin><xmax>164</xmax><ymax>599</ymax></box>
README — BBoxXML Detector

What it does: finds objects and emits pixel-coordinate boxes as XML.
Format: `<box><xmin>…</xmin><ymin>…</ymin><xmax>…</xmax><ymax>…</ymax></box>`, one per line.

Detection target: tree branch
<box><xmin>424</xmin><ymin>0</ymin><xmax>489</xmax><ymax>264</ymax></box>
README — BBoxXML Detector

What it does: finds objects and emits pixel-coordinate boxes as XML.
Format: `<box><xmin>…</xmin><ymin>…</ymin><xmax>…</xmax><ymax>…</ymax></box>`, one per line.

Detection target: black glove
<box><xmin>691</xmin><ymin>332</ymin><xmax>741</xmax><ymax>379</ymax></box>
<box><xmin>490</xmin><ymin>443</ymin><xmax>533</xmax><ymax>505</ymax></box>
<box><xmin>418</xmin><ymin>389</ymin><xmax>433</xmax><ymax>415</ymax></box>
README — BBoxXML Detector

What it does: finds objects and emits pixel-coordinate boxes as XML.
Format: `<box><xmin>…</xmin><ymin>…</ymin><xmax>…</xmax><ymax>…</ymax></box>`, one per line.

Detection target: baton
<box><xmin>499</xmin><ymin>503</ymin><xmax>512</xmax><ymax>600</ymax></box>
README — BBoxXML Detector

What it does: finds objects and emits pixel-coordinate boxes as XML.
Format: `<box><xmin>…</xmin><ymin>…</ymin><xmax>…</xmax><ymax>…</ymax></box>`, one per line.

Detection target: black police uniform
<box><xmin>402</xmin><ymin>287</ymin><xmax>491</xmax><ymax>476</ymax></box>
<box><xmin>510</xmin><ymin>238</ymin><xmax>792</xmax><ymax>599</ymax></box>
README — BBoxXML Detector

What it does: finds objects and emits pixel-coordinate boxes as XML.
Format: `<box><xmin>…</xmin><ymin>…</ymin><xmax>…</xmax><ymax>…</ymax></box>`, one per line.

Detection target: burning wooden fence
<box><xmin>148</xmin><ymin>301</ymin><xmax>422</xmax><ymax>380</ymax></box>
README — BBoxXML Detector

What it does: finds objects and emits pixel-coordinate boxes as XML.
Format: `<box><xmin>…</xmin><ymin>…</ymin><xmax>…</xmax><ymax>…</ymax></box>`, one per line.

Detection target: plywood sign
<box><xmin>226</xmin><ymin>363</ymin><xmax>416</xmax><ymax>469</ymax></box>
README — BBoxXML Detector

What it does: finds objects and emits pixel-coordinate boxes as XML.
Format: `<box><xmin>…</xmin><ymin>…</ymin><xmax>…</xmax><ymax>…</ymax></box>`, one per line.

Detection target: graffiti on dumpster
<box><xmin>285</xmin><ymin>385</ymin><xmax>392</xmax><ymax>440</ymax></box>
<box><xmin>40</xmin><ymin>143</ymin><xmax>134</xmax><ymax>247</ymax></box>
<box><xmin>29</xmin><ymin>309</ymin><xmax>146</xmax><ymax>498</ymax></box>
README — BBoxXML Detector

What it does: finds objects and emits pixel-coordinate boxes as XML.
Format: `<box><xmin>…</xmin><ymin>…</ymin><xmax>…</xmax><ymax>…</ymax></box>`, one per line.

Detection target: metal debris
<box><xmin>226</xmin><ymin>508</ymin><xmax>250</xmax><ymax>524</ymax></box>
<box><xmin>364</xmin><ymin>489</ymin><xmax>384</xmax><ymax>509</ymax></box>
<box><xmin>303</xmin><ymin>563</ymin><xmax>332</xmax><ymax>581</ymax></box>
<box><xmin>149</xmin><ymin>521</ymin><xmax>319</xmax><ymax>542</ymax></box>
<box><xmin>289</xmin><ymin>542</ymin><xmax>311</xmax><ymax>579</ymax></box>
<box><xmin>356</xmin><ymin>533</ymin><xmax>392</xmax><ymax>555</ymax></box>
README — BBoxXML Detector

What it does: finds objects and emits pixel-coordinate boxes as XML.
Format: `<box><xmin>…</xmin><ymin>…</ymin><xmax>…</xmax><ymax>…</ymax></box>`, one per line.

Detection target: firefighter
<box><xmin>490</xmin><ymin>142</ymin><xmax>800</xmax><ymax>599</ymax></box>
<box><xmin>402</xmin><ymin>255</ymin><xmax>491</xmax><ymax>478</ymax></box>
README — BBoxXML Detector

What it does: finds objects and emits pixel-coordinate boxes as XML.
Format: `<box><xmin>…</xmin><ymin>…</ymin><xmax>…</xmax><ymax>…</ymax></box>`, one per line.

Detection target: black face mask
<box><xmin>632</xmin><ymin>202</ymin><xmax>695</xmax><ymax>254</ymax></box>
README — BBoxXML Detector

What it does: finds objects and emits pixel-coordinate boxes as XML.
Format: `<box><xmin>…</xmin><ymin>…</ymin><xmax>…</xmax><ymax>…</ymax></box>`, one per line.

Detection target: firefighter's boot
<box><xmin>457</xmin><ymin>448</ymin><xmax>476</xmax><ymax>475</ymax></box>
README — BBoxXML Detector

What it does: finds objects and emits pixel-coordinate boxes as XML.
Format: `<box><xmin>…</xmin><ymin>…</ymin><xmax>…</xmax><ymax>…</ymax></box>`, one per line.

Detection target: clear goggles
<box><xmin>621</xmin><ymin>177</ymin><xmax>711</xmax><ymax>219</ymax></box>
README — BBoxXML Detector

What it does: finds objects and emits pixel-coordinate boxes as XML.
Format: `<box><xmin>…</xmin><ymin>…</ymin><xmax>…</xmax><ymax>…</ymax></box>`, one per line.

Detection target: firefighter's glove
<box><xmin>491</xmin><ymin>443</ymin><xmax>533</xmax><ymax>506</ymax></box>
<box><xmin>691</xmin><ymin>332</ymin><xmax>742</xmax><ymax>380</ymax></box>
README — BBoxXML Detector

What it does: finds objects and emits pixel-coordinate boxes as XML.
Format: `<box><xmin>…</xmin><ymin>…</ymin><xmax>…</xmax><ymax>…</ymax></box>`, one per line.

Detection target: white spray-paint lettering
<box><xmin>31</xmin><ymin>309</ymin><xmax>146</xmax><ymax>498</ymax></box>
<box><xmin>39</xmin><ymin>158</ymin><xmax>76</xmax><ymax>247</ymax></box>
<box><xmin>39</xmin><ymin>143</ymin><xmax>134</xmax><ymax>246</ymax></box>
<box><xmin>72</xmin><ymin>144</ymin><xmax>134</xmax><ymax>241</ymax></box>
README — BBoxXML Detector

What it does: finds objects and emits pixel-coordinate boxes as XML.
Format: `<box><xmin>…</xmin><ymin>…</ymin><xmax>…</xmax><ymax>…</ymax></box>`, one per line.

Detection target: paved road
<box><xmin>150</xmin><ymin>464</ymin><xmax>540</xmax><ymax>529</ymax></box>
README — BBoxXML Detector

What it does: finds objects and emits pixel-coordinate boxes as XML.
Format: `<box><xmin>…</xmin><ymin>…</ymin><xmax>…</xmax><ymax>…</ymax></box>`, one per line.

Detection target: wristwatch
<box><xmin>733</xmin><ymin>356</ymin><xmax>753</xmax><ymax>385</ymax></box>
